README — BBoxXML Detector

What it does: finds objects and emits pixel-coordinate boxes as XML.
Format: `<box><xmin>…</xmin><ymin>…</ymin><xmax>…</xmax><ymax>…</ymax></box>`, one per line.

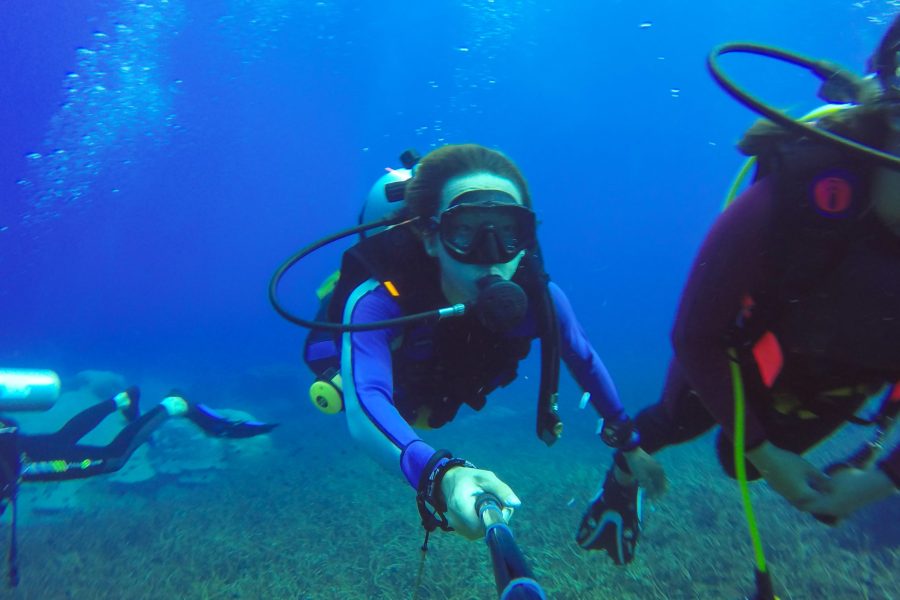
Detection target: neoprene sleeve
<box><xmin>342</xmin><ymin>279</ymin><xmax>628</xmax><ymax>489</ymax></box>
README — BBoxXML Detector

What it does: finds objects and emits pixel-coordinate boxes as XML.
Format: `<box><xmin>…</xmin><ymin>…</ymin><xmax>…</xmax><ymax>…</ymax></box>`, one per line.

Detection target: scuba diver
<box><xmin>578</xmin><ymin>15</ymin><xmax>900</xmax><ymax>566</ymax></box>
<box><xmin>0</xmin><ymin>384</ymin><xmax>277</xmax><ymax>585</ymax></box>
<box><xmin>4</xmin><ymin>387</ymin><xmax>277</xmax><ymax>483</ymax></box>
<box><xmin>273</xmin><ymin>143</ymin><xmax>666</xmax><ymax>543</ymax></box>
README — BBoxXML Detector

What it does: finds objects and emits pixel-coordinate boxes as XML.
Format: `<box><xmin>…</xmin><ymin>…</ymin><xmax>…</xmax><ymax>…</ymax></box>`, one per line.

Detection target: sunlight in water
<box><xmin>18</xmin><ymin>0</ymin><xmax>185</xmax><ymax>222</ymax></box>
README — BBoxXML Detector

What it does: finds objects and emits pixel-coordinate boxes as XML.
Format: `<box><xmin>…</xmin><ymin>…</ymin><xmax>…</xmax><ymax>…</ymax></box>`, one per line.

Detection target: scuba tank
<box><xmin>0</xmin><ymin>369</ymin><xmax>60</xmax><ymax>412</ymax></box>
<box><xmin>357</xmin><ymin>149</ymin><xmax>418</xmax><ymax>238</ymax></box>
<box><xmin>303</xmin><ymin>149</ymin><xmax>420</xmax><ymax>415</ymax></box>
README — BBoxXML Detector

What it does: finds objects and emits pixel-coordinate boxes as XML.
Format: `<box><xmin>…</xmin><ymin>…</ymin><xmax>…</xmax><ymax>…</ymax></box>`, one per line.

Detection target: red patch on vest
<box><xmin>812</xmin><ymin>176</ymin><xmax>853</xmax><ymax>214</ymax></box>
<box><xmin>890</xmin><ymin>383</ymin><xmax>900</xmax><ymax>403</ymax></box>
<box><xmin>752</xmin><ymin>331</ymin><xmax>783</xmax><ymax>389</ymax></box>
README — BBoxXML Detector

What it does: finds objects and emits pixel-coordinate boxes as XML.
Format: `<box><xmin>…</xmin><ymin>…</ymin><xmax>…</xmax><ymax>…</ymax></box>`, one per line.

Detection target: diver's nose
<box><xmin>482</xmin><ymin>227</ymin><xmax>512</xmax><ymax>263</ymax></box>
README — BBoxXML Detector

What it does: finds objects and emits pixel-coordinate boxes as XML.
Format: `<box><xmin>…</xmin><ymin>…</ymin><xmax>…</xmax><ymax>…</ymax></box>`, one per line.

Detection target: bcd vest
<box><xmin>741</xmin><ymin>131</ymin><xmax>900</xmax><ymax>382</ymax></box>
<box><xmin>307</xmin><ymin>224</ymin><xmax>561</xmax><ymax>434</ymax></box>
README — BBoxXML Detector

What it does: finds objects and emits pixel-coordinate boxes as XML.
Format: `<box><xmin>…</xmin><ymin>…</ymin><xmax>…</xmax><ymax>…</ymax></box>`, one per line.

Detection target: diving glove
<box><xmin>576</xmin><ymin>468</ymin><xmax>643</xmax><ymax>565</ymax></box>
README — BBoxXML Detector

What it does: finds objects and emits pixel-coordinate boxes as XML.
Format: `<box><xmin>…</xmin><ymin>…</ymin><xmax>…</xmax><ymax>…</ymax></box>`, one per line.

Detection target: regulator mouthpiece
<box><xmin>474</xmin><ymin>275</ymin><xmax>527</xmax><ymax>333</ymax></box>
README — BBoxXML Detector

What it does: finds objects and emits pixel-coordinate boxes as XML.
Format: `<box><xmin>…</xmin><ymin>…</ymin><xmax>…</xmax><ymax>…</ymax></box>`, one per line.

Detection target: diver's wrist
<box><xmin>746</xmin><ymin>440</ymin><xmax>775</xmax><ymax>459</ymax></box>
<box><xmin>877</xmin><ymin>459</ymin><xmax>900</xmax><ymax>490</ymax></box>
<box><xmin>600</xmin><ymin>415</ymin><xmax>640</xmax><ymax>451</ymax></box>
<box><xmin>745</xmin><ymin>441</ymin><xmax>781</xmax><ymax>475</ymax></box>
<box><xmin>415</xmin><ymin>449</ymin><xmax>476</xmax><ymax>534</ymax></box>
<box><xmin>867</xmin><ymin>467</ymin><xmax>898</xmax><ymax>496</ymax></box>
<box><xmin>432</xmin><ymin>458</ymin><xmax>475</xmax><ymax>511</ymax></box>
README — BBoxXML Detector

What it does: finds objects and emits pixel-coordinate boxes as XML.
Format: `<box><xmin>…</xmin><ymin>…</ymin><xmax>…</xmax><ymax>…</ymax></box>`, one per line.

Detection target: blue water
<box><xmin>2</xmin><ymin>1</ymin><xmax>890</xmax><ymax>389</ymax></box>
<box><xmin>1</xmin><ymin>2</ymin><xmax>898</xmax><ymax>598</ymax></box>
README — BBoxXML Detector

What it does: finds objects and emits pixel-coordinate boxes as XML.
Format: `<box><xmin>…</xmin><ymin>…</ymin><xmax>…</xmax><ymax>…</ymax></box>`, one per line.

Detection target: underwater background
<box><xmin>1</xmin><ymin>1</ymin><xmax>899</xmax><ymax>598</ymax></box>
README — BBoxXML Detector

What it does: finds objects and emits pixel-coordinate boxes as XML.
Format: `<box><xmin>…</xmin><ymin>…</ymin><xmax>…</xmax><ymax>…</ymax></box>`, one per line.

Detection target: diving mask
<box><xmin>433</xmin><ymin>190</ymin><xmax>536</xmax><ymax>265</ymax></box>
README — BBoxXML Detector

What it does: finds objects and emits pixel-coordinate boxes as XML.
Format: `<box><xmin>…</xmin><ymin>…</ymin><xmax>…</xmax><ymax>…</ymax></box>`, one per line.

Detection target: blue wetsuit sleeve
<box><xmin>550</xmin><ymin>282</ymin><xmax>628</xmax><ymax>422</ymax></box>
<box><xmin>340</xmin><ymin>281</ymin><xmax>436</xmax><ymax>490</ymax></box>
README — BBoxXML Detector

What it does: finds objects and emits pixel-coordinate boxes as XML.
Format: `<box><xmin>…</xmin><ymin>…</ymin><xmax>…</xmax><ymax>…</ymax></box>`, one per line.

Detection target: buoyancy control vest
<box><xmin>738</xmin><ymin>121</ymin><xmax>900</xmax><ymax>381</ymax></box>
<box><xmin>304</xmin><ymin>223</ymin><xmax>563</xmax><ymax>440</ymax></box>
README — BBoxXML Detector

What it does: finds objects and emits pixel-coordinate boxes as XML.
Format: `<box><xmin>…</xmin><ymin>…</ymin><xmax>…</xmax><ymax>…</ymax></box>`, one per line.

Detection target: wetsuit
<box><xmin>635</xmin><ymin>176</ymin><xmax>900</xmax><ymax>486</ymax></box>
<box><xmin>340</xmin><ymin>279</ymin><xmax>626</xmax><ymax>489</ymax></box>
<box><xmin>9</xmin><ymin>397</ymin><xmax>274</xmax><ymax>482</ymax></box>
<box><xmin>16</xmin><ymin>399</ymin><xmax>171</xmax><ymax>481</ymax></box>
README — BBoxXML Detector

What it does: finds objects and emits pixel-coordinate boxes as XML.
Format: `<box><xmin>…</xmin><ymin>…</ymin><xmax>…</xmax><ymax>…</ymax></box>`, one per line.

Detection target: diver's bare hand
<box><xmin>804</xmin><ymin>467</ymin><xmax>897</xmax><ymax>520</ymax></box>
<box><xmin>440</xmin><ymin>466</ymin><xmax>521</xmax><ymax>540</ymax></box>
<box><xmin>747</xmin><ymin>442</ymin><xmax>830</xmax><ymax>511</ymax></box>
<box><xmin>622</xmin><ymin>447</ymin><xmax>668</xmax><ymax>499</ymax></box>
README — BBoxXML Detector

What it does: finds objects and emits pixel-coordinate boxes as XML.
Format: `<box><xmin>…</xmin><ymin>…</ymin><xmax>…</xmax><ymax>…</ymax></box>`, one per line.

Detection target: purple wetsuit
<box><xmin>637</xmin><ymin>177</ymin><xmax>900</xmax><ymax>486</ymax></box>
<box><xmin>338</xmin><ymin>279</ymin><xmax>626</xmax><ymax>489</ymax></box>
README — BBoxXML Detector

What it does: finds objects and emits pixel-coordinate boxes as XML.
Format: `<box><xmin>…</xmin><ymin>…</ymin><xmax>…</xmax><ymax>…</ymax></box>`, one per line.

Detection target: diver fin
<box><xmin>575</xmin><ymin>469</ymin><xmax>643</xmax><ymax>565</ymax></box>
<box><xmin>187</xmin><ymin>404</ymin><xmax>278</xmax><ymax>438</ymax></box>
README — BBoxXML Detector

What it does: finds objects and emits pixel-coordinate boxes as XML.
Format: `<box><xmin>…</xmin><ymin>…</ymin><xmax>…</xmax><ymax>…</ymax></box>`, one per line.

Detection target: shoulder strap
<box><xmin>750</xmin><ymin>136</ymin><xmax>877</xmax><ymax>306</ymax></box>
<box><xmin>328</xmin><ymin>224</ymin><xmax>441</xmax><ymax>324</ymax></box>
<box><xmin>516</xmin><ymin>246</ymin><xmax>562</xmax><ymax>446</ymax></box>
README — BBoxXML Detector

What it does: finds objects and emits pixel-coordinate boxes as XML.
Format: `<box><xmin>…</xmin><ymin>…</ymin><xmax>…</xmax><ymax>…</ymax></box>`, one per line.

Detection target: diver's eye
<box><xmin>448</xmin><ymin>224</ymin><xmax>475</xmax><ymax>248</ymax></box>
<box><xmin>497</xmin><ymin>224</ymin><xmax>519</xmax><ymax>247</ymax></box>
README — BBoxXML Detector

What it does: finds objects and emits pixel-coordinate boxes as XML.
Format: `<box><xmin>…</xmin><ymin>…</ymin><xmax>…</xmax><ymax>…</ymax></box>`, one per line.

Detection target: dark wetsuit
<box><xmin>16</xmin><ymin>399</ymin><xmax>170</xmax><ymax>482</ymax></box>
<box><xmin>11</xmin><ymin>398</ymin><xmax>273</xmax><ymax>482</ymax></box>
<box><xmin>635</xmin><ymin>177</ymin><xmax>900</xmax><ymax>486</ymax></box>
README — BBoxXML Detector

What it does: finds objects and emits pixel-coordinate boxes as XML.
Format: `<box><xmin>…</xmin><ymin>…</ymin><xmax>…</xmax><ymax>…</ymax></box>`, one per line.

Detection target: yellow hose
<box><xmin>729</xmin><ymin>348</ymin><xmax>769</xmax><ymax>573</ymax></box>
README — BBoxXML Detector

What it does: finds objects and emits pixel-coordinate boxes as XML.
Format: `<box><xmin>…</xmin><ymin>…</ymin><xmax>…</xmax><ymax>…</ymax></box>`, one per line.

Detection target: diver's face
<box><xmin>873</xmin><ymin>132</ymin><xmax>900</xmax><ymax>236</ymax></box>
<box><xmin>873</xmin><ymin>178</ymin><xmax>900</xmax><ymax>235</ymax></box>
<box><xmin>424</xmin><ymin>172</ymin><xmax>526</xmax><ymax>304</ymax></box>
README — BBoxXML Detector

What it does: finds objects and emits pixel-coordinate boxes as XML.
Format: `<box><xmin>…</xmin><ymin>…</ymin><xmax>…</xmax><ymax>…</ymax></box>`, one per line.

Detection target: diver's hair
<box><xmin>404</xmin><ymin>144</ymin><xmax>532</xmax><ymax>221</ymax></box>
<box><xmin>868</xmin><ymin>12</ymin><xmax>900</xmax><ymax>78</ymax></box>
